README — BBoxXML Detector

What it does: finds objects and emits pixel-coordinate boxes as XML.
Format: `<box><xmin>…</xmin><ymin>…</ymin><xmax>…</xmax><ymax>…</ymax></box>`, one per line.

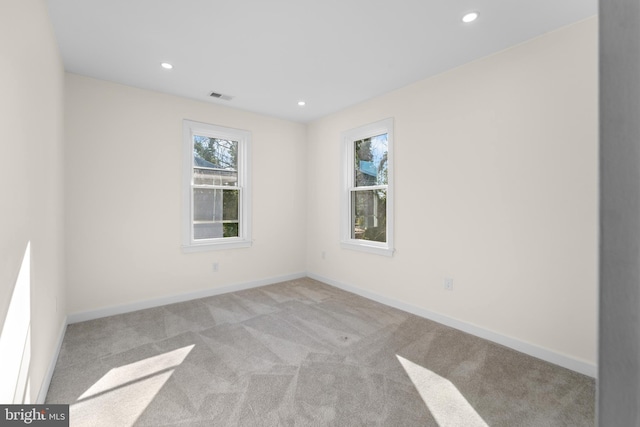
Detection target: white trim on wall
<box><xmin>36</xmin><ymin>317</ymin><xmax>67</xmax><ymax>404</ymax></box>
<box><xmin>307</xmin><ymin>272</ymin><xmax>597</xmax><ymax>378</ymax></box>
<box><xmin>42</xmin><ymin>272</ymin><xmax>595</xmax><ymax>402</ymax></box>
<box><xmin>62</xmin><ymin>271</ymin><xmax>595</xmax><ymax>377</ymax></box>
<box><xmin>67</xmin><ymin>272</ymin><xmax>306</xmax><ymax>324</ymax></box>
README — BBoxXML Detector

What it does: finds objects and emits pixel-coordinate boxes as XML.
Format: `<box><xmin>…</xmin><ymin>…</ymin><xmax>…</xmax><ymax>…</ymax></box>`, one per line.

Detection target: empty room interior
<box><xmin>2</xmin><ymin>0</ymin><xmax>638</xmax><ymax>425</ymax></box>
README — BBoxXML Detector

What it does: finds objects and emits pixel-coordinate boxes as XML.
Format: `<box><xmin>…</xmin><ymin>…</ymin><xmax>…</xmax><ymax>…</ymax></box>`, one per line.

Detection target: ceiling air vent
<box><xmin>209</xmin><ymin>91</ymin><xmax>233</xmax><ymax>101</ymax></box>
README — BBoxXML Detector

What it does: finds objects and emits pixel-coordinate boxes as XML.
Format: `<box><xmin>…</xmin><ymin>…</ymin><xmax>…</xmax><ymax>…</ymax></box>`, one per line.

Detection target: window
<box><xmin>182</xmin><ymin>120</ymin><xmax>251</xmax><ymax>251</ymax></box>
<box><xmin>341</xmin><ymin>118</ymin><xmax>394</xmax><ymax>256</ymax></box>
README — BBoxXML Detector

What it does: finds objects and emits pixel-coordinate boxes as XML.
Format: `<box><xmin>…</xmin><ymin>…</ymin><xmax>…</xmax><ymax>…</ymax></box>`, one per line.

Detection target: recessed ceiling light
<box><xmin>298</xmin><ymin>101</ymin><xmax>306</xmax><ymax>106</ymax></box>
<box><xmin>462</xmin><ymin>12</ymin><xmax>478</xmax><ymax>23</ymax></box>
<box><xmin>161</xmin><ymin>62</ymin><xmax>173</xmax><ymax>69</ymax></box>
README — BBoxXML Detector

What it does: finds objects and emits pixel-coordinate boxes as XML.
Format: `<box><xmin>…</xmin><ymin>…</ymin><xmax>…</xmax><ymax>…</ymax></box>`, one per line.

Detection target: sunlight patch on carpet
<box><xmin>71</xmin><ymin>345</ymin><xmax>194</xmax><ymax>426</ymax></box>
<box><xmin>396</xmin><ymin>355</ymin><xmax>488</xmax><ymax>427</ymax></box>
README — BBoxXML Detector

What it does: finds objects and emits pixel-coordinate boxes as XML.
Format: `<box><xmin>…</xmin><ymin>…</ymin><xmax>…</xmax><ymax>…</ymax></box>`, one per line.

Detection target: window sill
<box><xmin>340</xmin><ymin>240</ymin><xmax>394</xmax><ymax>257</ymax></box>
<box><xmin>182</xmin><ymin>239</ymin><xmax>252</xmax><ymax>253</ymax></box>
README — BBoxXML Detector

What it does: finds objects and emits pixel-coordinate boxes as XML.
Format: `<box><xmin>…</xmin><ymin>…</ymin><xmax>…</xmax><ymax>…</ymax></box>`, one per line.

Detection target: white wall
<box><xmin>0</xmin><ymin>0</ymin><xmax>66</xmax><ymax>402</ymax></box>
<box><xmin>306</xmin><ymin>18</ymin><xmax>598</xmax><ymax>367</ymax></box>
<box><xmin>64</xmin><ymin>74</ymin><xmax>307</xmax><ymax>314</ymax></box>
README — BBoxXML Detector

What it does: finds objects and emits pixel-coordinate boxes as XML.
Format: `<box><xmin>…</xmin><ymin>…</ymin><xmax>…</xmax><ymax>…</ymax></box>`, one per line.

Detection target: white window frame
<box><xmin>182</xmin><ymin>119</ymin><xmax>251</xmax><ymax>252</ymax></box>
<box><xmin>341</xmin><ymin>118</ymin><xmax>394</xmax><ymax>256</ymax></box>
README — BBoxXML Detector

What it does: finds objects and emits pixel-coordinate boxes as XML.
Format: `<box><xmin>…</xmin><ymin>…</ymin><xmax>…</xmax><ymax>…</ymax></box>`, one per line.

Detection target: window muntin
<box><xmin>341</xmin><ymin>118</ymin><xmax>394</xmax><ymax>256</ymax></box>
<box><xmin>182</xmin><ymin>120</ymin><xmax>251</xmax><ymax>251</ymax></box>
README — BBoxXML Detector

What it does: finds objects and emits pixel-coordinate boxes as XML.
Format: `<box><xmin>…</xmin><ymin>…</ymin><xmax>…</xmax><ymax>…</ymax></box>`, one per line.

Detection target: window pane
<box><xmin>193</xmin><ymin>188</ymin><xmax>239</xmax><ymax>239</ymax></box>
<box><xmin>354</xmin><ymin>134</ymin><xmax>388</xmax><ymax>187</ymax></box>
<box><xmin>351</xmin><ymin>189</ymin><xmax>387</xmax><ymax>242</ymax></box>
<box><xmin>222</xmin><ymin>189</ymin><xmax>239</xmax><ymax>222</ymax></box>
<box><xmin>193</xmin><ymin>136</ymin><xmax>238</xmax><ymax>186</ymax></box>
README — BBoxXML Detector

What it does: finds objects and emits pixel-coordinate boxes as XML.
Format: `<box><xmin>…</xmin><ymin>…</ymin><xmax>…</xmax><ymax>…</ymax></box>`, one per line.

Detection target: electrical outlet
<box><xmin>212</xmin><ymin>262</ymin><xmax>219</xmax><ymax>272</ymax></box>
<box><xmin>444</xmin><ymin>278</ymin><xmax>454</xmax><ymax>291</ymax></box>
<box><xmin>321</xmin><ymin>251</ymin><xmax>326</xmax><ymax>260</ymax></box>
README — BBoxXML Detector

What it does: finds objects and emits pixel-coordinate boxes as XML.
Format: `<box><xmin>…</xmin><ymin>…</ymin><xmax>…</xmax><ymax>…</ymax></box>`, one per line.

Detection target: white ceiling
<box><xmin>46</xmin><ymin>0</ymin><xmax>597</xmax><ymax>123</ymax></box>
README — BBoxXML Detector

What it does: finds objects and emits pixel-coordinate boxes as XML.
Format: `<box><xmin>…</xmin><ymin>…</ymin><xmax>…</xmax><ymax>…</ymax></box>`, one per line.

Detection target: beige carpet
<box><xmin>46</xmin><ymin>277</ymin><xmax>594</xmax><ymax>426</ymax></box>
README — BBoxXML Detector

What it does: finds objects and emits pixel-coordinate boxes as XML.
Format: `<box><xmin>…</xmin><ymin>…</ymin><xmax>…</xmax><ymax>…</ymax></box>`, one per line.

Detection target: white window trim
<box><xmin>182</xmin><ymin>119</ymin><xmax>252</xmax><ymax>252</ymax></box>
<box><xmin>340</xmin><ymin>118</ymin><xmax>395</xmax><ymax>257</ymax></box>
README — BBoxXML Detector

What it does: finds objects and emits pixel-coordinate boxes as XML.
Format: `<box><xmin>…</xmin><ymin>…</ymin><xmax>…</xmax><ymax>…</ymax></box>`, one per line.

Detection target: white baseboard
<box><xmin>307</xmin><ymin>272</ymin><xmax>597</xmax><ymax>378</ymax></box>
<box><xmin>67</xmin><ymin>272</ymin><xmax>306</xmax><ymax>324</ymax></box>
<box><xmin>59</xmin><ymin>270</ymin><xmax>595</xmax><ymax>380</ymax></box>
<box><xmin>36</xmin><ymin>316</ymin><xmax>67</xmax><ymax>404</ymax></box>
